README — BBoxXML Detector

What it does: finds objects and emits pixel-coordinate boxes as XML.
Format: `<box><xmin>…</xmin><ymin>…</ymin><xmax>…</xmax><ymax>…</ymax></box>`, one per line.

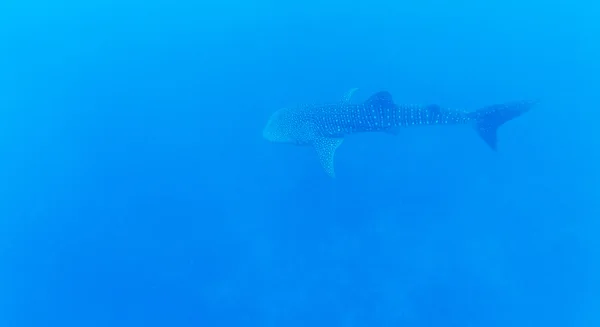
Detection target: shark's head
<box><xmin>262</xmin><ymin>107</ymin><xmax>312</xmax><ymax>146</ymax></box>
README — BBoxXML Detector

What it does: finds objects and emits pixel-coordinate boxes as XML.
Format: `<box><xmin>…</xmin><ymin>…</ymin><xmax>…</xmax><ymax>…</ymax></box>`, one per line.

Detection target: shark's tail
<box><xmin>470</xmin><ymin>100</ymin><xmax>537</xmax><ymax>150</ymax></box>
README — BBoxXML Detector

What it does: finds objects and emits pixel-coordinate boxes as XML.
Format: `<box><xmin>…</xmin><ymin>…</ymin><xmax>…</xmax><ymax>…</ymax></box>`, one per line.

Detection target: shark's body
<box><xmin>263</xmin><ymin>89</ymin><xmax>535</xmax><ymax>177</ymax></box>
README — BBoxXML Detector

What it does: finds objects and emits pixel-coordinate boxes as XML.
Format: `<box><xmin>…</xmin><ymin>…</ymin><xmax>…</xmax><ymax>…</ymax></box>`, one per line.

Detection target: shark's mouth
<box><xmin>262</xmin><ymin>114</ymin><xmax>278</xmax><ymax>141</ymax></box>
<box><xmin>262</xmin><ymin>109</ymin><xmax>290</xmax><ymax>143</ymax></box>
<box><xmin>262</xmin><ymin>124</ymin><xmax>277</xmax><ymax>141</ymax></box>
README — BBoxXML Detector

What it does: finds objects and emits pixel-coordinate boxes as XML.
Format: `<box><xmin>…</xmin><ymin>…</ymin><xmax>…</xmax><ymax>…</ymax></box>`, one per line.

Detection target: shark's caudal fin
<box><xmin>471</xmin><ymin>100</ymin><xmax>537</xmax><ymax>150</ymax></box>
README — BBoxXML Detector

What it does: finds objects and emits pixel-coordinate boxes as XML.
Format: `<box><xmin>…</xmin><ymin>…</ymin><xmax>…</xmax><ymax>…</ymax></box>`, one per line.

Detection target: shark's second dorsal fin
<box><xmin>313</xmin><ymin>137</ymin><xmax>344</xmax><ymax>178</ymax></box>
<box><xmin>364</xmin><ymin>91</ymin><xmax>395</xmax><ymax>109</ymax></box>
<box><xmin>342</xmin><ymin>88</ymin><xmax>358</xmax><ymax>104</ymax></box>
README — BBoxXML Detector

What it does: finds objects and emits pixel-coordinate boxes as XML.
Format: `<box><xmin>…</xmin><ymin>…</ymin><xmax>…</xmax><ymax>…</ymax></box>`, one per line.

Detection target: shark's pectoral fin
<box><xmin>313</xmin><ymin>137</ymin><xmax>344</xmax><ymax>178</ymax></box>
<box><xmin>342</xmin><ymin>88</ymin><xmax>358</xmax><ymax>104</ymax></box>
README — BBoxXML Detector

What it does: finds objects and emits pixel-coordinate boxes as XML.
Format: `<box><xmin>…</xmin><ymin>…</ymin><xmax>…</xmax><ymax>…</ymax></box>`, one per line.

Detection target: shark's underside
<box><xmin>263</xmin><ymin>89</ymin><xmax>535</xmax><ymax>177</ymax></box>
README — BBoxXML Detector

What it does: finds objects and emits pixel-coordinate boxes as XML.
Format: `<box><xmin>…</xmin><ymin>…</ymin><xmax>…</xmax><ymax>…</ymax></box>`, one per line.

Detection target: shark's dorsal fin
<box><xmin>364</xmin><ymin>91</ymin><xmax>395</xmax><ymax>109</ymax></box>
<box><xmin>342</xmin><ymin>88</ymin><xmax>359</xmax><ymax>104</ymax></box>
<box><xmin>313</xmin><ymin>137</ymin><xmax>344</xmax><ymax>178</ymax></box>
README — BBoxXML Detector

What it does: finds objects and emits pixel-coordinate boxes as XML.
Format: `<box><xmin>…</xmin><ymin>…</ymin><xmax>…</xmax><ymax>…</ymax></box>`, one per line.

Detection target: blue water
<box><xmin>1</xmin><ymin>1</ymin><xmax>598</xmax><ymax>326</ymax></box>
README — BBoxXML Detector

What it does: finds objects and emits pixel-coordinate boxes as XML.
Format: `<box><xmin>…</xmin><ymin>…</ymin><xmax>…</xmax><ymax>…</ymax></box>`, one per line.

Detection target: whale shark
<box><xmin>263</xmin><ymin>89</ymin><xmax>535</xmax><ymax>177</ymax></box>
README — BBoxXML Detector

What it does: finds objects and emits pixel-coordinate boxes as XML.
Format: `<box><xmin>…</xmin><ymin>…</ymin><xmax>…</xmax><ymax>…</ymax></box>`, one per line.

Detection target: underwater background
<box><xmin>1</xmin><ymin>0</ymin><xmax>599</xmax><ymax>326</ymax></box>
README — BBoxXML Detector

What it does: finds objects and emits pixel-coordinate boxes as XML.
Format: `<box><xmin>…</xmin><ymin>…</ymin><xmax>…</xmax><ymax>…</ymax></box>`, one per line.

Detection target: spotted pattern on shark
<box><xmin>263</xmin><ymin>89</ymin><xmax>535</xmax><ymax>177</ymax></box>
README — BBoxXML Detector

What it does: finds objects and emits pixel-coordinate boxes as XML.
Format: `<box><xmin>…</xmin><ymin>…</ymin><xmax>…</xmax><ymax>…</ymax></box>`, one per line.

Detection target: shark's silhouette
<box><xmin>263</xmin><ymin>89</ymin><xmax>535</xmax><ymax>177</ymax></box>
